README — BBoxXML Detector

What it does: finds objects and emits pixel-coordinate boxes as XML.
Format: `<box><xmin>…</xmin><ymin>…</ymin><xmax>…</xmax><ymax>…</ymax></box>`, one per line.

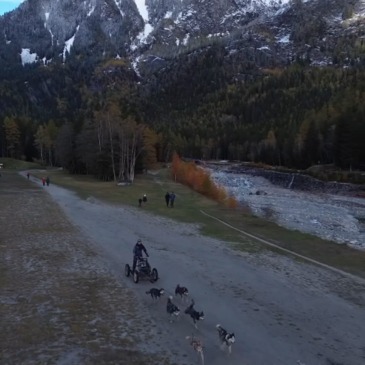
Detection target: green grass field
<box><xmin>25</xmin><ymin>164</ymin><xmax>365</xmax><ymax>279</ymax></box>
<box><xmin>0</xmin><ymin>157</ymin><xmax>42</xmax><ymax>170</ymax></box>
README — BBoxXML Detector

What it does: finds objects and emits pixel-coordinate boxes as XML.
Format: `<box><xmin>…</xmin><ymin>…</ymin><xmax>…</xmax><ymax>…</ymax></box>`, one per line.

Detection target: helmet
<box><xmin>137</xmin><ymin>239</ymin><xmax>142</xmax><ymax>244</ymax></box>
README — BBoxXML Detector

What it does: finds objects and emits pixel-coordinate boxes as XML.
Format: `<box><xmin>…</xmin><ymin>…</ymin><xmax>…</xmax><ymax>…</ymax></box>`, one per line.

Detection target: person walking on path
<box><xmin>46</xmin><ymin>176</ymin><xmax>50</xmax><ymax>186</ymax></box>
<box><xmin>170</xmin><ymin>192</ymin><xmax>176</xmax><ymax>208</ymax></box>
<box><xmin>41</xmin><ymin>177</ymin><xmax>46</xmax><ymax>186</ymax></box>
<box><xmin>27</xmin><ymin>172</ymin><xmax>30</xmax><ymax>179</ymax></box>
<box><xmin>165</xmin><ymin>192</ymin><xmax>170</xmax><ymax>207</ymax></box>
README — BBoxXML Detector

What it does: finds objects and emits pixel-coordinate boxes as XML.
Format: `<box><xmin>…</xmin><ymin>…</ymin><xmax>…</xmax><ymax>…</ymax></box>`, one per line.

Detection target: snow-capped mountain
<box><xmin>0</xmin><ymin>0</ymin><xmax>142</xmax><ymax>68</ymax></box>
<box><xmin>0</xmin><ymin>0</ymin><xmax>364</xmax><ymax>75</ymax></box>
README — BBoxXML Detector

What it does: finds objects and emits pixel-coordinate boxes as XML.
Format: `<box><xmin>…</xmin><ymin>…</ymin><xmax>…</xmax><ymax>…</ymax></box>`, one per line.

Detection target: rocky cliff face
<box><xmin>0</xmin><ymin>0</ymin><xmax>143</xmax><ymax>69</ymax></box>
<box><xmin>1</xmin><ymin>0</ymin><xmax>364</xmax><ymax>77</ymax></box>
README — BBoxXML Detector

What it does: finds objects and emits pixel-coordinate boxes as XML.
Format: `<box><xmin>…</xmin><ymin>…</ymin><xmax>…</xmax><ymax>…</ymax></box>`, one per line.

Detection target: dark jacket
<box><xmin>133</xmin><ymin>242</ymin><xmax>148</xmax><ymax>258</ymax></box>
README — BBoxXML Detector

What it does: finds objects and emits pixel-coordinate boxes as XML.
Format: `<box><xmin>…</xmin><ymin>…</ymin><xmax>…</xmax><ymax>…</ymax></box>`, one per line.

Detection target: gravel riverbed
<box><xmin>210</xmin><ymin>170</ymin><xmax>365</xmax><ymax>249</ymax></box>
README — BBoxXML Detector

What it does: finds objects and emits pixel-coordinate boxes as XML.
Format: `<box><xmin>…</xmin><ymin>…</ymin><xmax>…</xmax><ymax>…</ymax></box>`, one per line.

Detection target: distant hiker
<box><xmin>165</xmin><ymin>192</ymin><xmax>170</xmax><ymax>207</ymax></box>
<box><xmin>142</xmin><ymin>194</ymin><xmax>147</xmax><ymax>203</ymax></box>
<box><xmin>41</xmin><ymin>177</ymin><xmax>46</xmax><ymax>186</ymax></box>
<box><xmin>138</xmin><ymin>198</ymin><xmax>143</xmax><ymax>207</ymax></box>
<box><xmin>170</xmin><ymin>192</ymin><xmax>176</xmax><ymax>208</ymax></box>
<box><xmin>26</xmin><ymin>172</ymin><xmax>30</xmax><ymax>179</ymax></box>
<box><xmin>46</xmin><ymin>176</ymin><xmax>50</xmax><ymax>186</ymax></box>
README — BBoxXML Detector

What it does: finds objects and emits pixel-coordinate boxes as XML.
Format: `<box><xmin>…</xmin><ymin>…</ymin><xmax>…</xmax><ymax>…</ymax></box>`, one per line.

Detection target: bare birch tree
<box><xmin>117</xmin><ymin>116</ymin><xmax>145</xmax><ymax>183</ymax></box>
<box><xmin>34</xmin><ymin>125</ymin><xmax>46</xmax><ymax>164</ymax></box>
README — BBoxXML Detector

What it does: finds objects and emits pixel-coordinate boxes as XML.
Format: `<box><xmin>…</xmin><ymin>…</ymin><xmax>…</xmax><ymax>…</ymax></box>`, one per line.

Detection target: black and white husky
<box><xmin>216</xmin><ymin>324</ymin><xmax>235</xmax><ymax>354</ymax></box>
<box><xmin>146</xmin><ymin>288</ymin><xmax>164</xmax><ymax>300</ymax></box>
<box><xmin>175</xmin><ymin>284</ymin><xmax>189</xmax><ymax>301</ymax></box>
<box><xmin>167</xmin><ymin>296</ymin><xmax>180</xmax><ymax>322</ymax></box>
<box><xmin>184</xmin><ymin>299</ymin><xmax>204</xmax><ymax>329</ymax></box>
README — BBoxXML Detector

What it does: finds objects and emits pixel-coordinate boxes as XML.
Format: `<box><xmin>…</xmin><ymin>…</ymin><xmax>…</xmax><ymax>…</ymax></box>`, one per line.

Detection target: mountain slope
<box><xmin>0</xmin><ymin>0</ymin><xmax>143</xmax><ymax>70</ymax></box>
<box><xmin>1</xmin><ymin>0</ymin><xmax>364</xmax><ymax>75</ymax></box>
<box><xmin>0</xmin><ymin>0</ymin><xmax>365</xmax><ymax>171</ymax></box>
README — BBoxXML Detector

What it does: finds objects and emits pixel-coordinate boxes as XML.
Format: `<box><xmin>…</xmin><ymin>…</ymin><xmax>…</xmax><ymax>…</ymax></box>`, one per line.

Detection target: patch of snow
<box><xmin>275</xmin><ymin>7</ymin><xmax>287</xmax><ymax>16</ymax></box>
<box><xmin>164</xmin><ymin>11</ymin><xmax>173</xmax><ymax>19</ymax></box>
<box><xmin>207</xmin><ymin>32</ymin><xmax>229</xmax><ymax>38</ymax></box>
<box><xmin>134</xmin><ymin>0</ymin><xmax>148</xmax><ymax>21</ymax></box>
<box><xmin>131</xmin><ymin>0</ymin><xmax>154</xmax><ymax>48</ymax></box>
<box><xmin>48</xmin><ymin>28</ymin><xmax>54</xmax><ymax>46</ymax></box>
<box><xmin>311</xmin><ymin>59</ymin><xmax>331</xmax><ymax>67</ymax></box>
<box><xmin>175</xmin><ymin>12</ymin><xmax>182</xmax><ymax>24</ymax></box>
<box><xmin>131</xmin><ymin>55</ymin><xmax>141</xmax><ymax>77</ymax></box>
<box><xmin>113</xmin><ymin>0</ymin><xmax>125</xmax><ymax>16</ymax></box>
<box><xmin>176</xmin><ymin>8</ymin><xmax>195</xmax><ymax>24</ymax></box>
<box><xmin>333</xmin><ymin>15</ymin><xmax>343</xmax><ymax>23</ymax></box>
<box><xmin>258</xmin><ymin>46</ymin><xmax>270</xmax><ymax>50</ymax></box>
<box><xmin>45</xmin><ymin>11</ymin><xmax>50</xmax><ymax>21</ymax></box>
<box><xmin>277</xmin><ymin>34</ymin><xmax>290</xmax><ymax>43</ymax></box>
<box><xmin>20</xmin><ymin>48</ymin><xmax>38</xmax><ymax>66</ymax></box>
<box><xmin>87</xmin><ymin>5</ymin><xmax>95</xmax><ymax>17</ymax></box>
<box><xmin>221</xmin><ymin>10</ymin><xmax>242</xmax><ymax>24</ymax></box>
<box><xmin>255</xmin><ymin>0</ymin><xmax>291</xmax><ymax>6</ymax></box>
<box><xmin>4</xmin><ymin>32</ymin><xmax>11</xmax><ymax>44</ymax></box>
<box><xmin>63</xmin><ymin>26</ymin><xmax>80</xmax><ymax>62</ymax></box>
<box><xmin>183</xmin><ymin>33</ymin><xmax>190</xmax><ymax>45</ymax></box>
<box><xmin>132</xmin><ymin>23</ymin><xmax>154</xmax><ymax>48</ymax></box>
<box><xmin>151</xmin><ymin>56</ymin><xmax>164</xmax><ymax>63</ymax></box>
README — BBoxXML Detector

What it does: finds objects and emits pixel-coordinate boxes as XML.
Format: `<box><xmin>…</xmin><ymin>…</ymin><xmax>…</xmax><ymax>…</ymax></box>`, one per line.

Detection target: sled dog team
<box><xmin>145</xmin><ymin>284</ymin><xmax>236</xmax><ymax>364</ymax></box>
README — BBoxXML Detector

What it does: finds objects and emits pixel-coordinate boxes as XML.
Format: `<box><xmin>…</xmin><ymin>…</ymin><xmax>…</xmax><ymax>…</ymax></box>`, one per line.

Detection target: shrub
<box><xmin>171</xmin><ymin>153</ymin><xmax>238</xmax><ymax>207</ymax></box>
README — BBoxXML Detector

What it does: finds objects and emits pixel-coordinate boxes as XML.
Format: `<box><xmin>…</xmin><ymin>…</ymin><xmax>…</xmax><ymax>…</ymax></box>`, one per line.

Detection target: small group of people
<box><xmin>165</xmin><ymin>191</ymin><xmax>176</xmax><ymax>207</ymax></box>
<box><xmin>41</xmin><ymin>176</ymin><xmax>50</xmax><ymax>186</ymax></box>
<box><xmin>26</xmin><ymin>172</ymin><xmax>50</xmax><ymax>186</ymax></box>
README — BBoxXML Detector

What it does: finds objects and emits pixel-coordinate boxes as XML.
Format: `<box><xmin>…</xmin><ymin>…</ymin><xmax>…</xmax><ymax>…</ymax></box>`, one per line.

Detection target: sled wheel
<box><xmin>151</xmin><ymin>268</ymin><xmax>158</xmax><ymax>282</ymax></box>
<box><xmin>133</xmin><ymin>271</ymin><xmax>139</xmax><ymax>283</ymax></box>
<box><xmin>125</xmin><ymin>264</ymin><xmax>130</xmax><ymax>277</ymax></box>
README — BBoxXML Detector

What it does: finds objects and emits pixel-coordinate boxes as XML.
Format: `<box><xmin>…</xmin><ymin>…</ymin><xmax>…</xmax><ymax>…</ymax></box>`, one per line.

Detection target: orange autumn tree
<box><xmin>171</xmin><ymin>153</ymin><xmax>238</xmax><ymax>208</ymax></box>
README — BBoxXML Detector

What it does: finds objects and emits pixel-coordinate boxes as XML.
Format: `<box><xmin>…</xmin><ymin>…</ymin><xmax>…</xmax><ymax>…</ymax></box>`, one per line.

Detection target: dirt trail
<box><xmin>12</xmin><ymin>173</ymin><xmax>365</xmax><ymax>364</ymax></box>
<box><xmin>0</xmin><ymin>173</ymin><xmax>177</xmax><ymax>365</ymax></box>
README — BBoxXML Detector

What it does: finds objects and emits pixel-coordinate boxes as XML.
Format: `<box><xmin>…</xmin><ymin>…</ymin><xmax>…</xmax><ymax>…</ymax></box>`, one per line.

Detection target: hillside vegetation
<box><xmin>1</xmin><ymin>52</ymin><xmax>365</xmax><ymax>180</ymax></box>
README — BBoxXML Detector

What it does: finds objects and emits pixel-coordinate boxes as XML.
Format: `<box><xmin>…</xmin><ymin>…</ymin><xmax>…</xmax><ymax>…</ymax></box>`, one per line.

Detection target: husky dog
<box><xmin>175</xmin><ymin>284</ymin><xmax>189</xmax><ymax>301</ymax></box>
<box><xmin>216</xmin><ymin>324</ymin><xmax>235</xmax><ymax>354</ymax></box>
<box><xmin>186</xmin><ymin>335</ymin><xmax>204</xmax><ymax>365</ymax></box>
<box><xmin>146</xmin><ymin>288</ymin><xmax>164</xmax><ymax>300</ymax></box>
<box><xmin>167</xmin><ymin>296</ymin><xmax>180</xmax><ymax>322</ymax></box>
<box><xmin>184</xmin><ymin>299</ymin><xmax>204</xmax><ymax>329</ymax></box>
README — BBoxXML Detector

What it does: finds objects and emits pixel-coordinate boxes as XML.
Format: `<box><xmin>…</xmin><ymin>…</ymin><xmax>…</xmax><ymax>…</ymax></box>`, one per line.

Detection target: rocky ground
<box><xmin>209</xmin><ymin>168</ymin><xmax>365</xmax><ymax>249</ymax></box>
<box><xmin>1</xmin><ymin>172</ymin><xmax>365</xmax><ymax>365</ymax></box>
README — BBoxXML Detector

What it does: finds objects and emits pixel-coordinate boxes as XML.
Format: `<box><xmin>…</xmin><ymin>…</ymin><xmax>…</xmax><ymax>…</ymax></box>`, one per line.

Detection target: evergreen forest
<box><xmin>1</xmin><ymin>44</ymin><xmax>365</xmax><ymax>181</ymax></box>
